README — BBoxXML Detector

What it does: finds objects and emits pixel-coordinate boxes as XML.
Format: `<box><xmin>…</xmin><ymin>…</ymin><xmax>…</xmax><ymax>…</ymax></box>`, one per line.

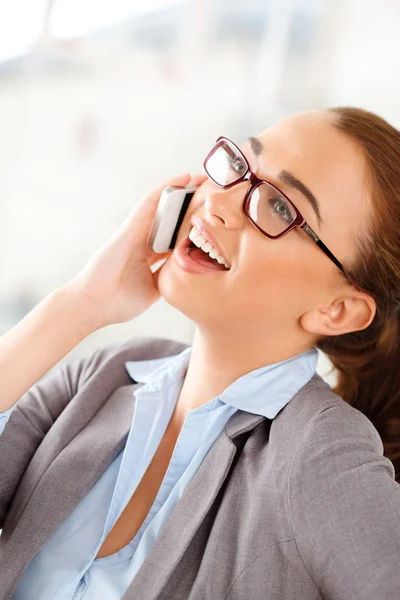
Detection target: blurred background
<box><xmin>0</xmin><ymin>0</ymin><xmax>399</xmax><ymax>384</ymax></box>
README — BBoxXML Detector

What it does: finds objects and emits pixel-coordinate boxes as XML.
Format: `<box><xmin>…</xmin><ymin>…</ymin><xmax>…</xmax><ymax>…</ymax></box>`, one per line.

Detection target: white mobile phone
<box><xmin>148</xmin><ymin>185</ymin><xmax>198</xmax><ymax>253</ymax></box>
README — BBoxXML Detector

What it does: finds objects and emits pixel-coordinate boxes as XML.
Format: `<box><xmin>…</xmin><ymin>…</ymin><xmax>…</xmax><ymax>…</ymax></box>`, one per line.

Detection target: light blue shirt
<box><xmin>1</xmin><ymin>344</ymin><xmax>318</xmax><ymax>599</ymax></box>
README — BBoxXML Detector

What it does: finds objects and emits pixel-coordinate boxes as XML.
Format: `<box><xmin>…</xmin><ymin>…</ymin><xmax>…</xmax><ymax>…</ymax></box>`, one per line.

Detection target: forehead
<box><xmin>243</xmin><ymin>111</ymin><xmax>371</xmax><ymax>260</ymax></box>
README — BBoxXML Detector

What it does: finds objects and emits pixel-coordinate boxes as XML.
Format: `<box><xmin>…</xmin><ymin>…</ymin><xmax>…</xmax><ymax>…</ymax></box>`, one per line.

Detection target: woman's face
<box><xmin>157</xmin><ymin>110</ymin><xmax>374</xmax><ymax>345</ymax></box>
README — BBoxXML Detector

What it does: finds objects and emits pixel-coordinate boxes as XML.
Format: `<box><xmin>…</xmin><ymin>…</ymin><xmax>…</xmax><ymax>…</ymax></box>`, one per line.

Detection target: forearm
<box><xmin>0</xmin><ymin>285</ymin><xmax>101</xmax><ymax>412</ymax></box>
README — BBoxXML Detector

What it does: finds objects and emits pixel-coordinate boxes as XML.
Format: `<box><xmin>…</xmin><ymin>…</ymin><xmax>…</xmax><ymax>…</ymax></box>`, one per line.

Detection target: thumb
<box><xmin>151</xmin><ymin>258</ymin><xmax>168</xmax><ymax>289</ymax></box>
<box><xmin>148</xmin><ymin>252</ymin><xmax>171</xmax><ymax>268</ymax></box>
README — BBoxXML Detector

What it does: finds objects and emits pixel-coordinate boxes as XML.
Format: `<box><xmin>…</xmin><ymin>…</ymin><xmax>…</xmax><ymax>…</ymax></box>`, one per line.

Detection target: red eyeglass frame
<box><xmin>203</xmin><ymin>136</ymin><xmax>351</xmax><ymax>282</ymax></box>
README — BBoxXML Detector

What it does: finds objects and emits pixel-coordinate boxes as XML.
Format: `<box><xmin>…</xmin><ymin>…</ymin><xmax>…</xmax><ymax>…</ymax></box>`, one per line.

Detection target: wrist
<box><xmin>57</xmin><ymin>282</ymin><xmax>105</xmax><ymax>336</ymax></box>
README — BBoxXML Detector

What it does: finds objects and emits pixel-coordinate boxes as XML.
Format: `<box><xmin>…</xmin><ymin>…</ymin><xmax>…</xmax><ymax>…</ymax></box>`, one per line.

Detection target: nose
<box><xmin>203</xmin><ymin>180</ymin><xmax>249</xmax><ymax>229</ymax></box>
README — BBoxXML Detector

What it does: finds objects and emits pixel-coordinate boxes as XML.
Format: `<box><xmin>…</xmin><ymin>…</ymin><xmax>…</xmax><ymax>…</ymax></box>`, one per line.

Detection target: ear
<box><xmin>300</xmin><ymin>293</ymin><xmax>376</xmax><ymax>337</ymax></box>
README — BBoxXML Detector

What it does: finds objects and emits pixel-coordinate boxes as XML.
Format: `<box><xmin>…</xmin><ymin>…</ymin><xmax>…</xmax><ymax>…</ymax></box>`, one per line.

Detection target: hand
<box><xmin>66</xmin><ymin>172</ymin><xmax>207</xmax><ymax>328</ymax></box>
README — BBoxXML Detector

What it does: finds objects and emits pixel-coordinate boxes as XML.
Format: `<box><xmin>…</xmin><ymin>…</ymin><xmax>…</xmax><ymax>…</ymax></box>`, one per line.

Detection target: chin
<box><xmin>157</xmin><ymin>258</ymin><xmax>222</xmax><ymax>325</ymax></box>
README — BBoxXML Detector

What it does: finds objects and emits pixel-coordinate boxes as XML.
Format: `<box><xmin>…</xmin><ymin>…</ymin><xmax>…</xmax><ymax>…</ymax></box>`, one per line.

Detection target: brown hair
<box><xmin>317</xmin><ymin>107</ymin><xmax>400</xmax><ymax>482</ymax></box>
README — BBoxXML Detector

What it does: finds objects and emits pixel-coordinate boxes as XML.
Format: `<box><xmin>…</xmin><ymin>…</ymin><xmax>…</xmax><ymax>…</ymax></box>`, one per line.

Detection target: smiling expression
<box><xmin>157</xmin><ymin>110</ymin><xmax>372</xmax><ymax>346</ymax></box>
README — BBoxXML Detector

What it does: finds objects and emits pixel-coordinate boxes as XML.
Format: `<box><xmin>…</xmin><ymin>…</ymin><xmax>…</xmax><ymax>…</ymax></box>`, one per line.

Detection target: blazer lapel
<box><xmin>0</xmin><ymin>384</ymin><xmax>136</xmax><ymax>597</ymax></box>
<box><xmin>123</xmin><ymin>410</ymin><xmax>266</xmax><ymax>599</ymax></box>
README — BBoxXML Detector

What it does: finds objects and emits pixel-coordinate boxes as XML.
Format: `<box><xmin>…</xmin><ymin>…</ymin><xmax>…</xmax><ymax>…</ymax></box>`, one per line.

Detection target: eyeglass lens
<box><xmin>205</xmin><ymin>140</ymin><xmax>297</xmax><ymax>236</ymax></box>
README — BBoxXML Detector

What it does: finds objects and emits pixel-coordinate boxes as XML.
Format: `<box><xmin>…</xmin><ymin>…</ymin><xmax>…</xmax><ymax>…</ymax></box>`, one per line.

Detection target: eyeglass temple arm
<box><xmin>301</xmin><ymin>223</ymin><xmax>346</xmax><ymax>274</ymax></box>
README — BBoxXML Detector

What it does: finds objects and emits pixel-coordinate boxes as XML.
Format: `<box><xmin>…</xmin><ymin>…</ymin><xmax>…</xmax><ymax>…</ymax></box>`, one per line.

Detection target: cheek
<box><xmin>233</xmin><ymin>258</ymin><xmax>294</xmax><ymax>318</ymax></box>
<box><xmin>235</xmin><ymin>238</ymin><xmax>327</xmax><ymax>316</ymax></box>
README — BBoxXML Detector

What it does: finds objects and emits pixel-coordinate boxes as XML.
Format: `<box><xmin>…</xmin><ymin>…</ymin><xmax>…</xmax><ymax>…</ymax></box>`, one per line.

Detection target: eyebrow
<box><xmin>247</xmin><ymin>136</ymin><xmax>323</xmax><ymax>229</ymax></box>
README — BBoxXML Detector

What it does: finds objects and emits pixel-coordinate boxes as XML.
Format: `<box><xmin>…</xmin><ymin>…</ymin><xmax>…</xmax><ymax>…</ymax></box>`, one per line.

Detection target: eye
<box><xmin>227</xmin><ymin>157</ymin><xmax>246</xmax><ymax>174</ymax></box>
<box><xmin>269</xmin><ymin>196</ymin><xmax>293</xmax><ymax>222</ymax></box>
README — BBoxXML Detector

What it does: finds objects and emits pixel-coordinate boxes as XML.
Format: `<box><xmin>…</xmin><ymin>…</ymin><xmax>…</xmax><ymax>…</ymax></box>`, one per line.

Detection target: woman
<box><xmin>0</xmin><ymin>107</ymin><xmax>399</xmax><ymax>600</ymax></box>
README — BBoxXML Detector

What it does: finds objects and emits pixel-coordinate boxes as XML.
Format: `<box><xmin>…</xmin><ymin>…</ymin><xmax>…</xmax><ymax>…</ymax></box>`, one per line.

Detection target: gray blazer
<box><xmin>0</xmin><ymin>336</ymin><xmax>399</xmax><ymax>600</ymax></box>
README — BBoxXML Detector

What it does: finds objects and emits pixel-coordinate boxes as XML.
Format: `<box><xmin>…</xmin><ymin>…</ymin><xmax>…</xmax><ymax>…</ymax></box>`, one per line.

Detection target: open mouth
<box><xmin>186</xmin><ymin>239</ymin><xmax>230</xmax><ymax>271</ymax></box>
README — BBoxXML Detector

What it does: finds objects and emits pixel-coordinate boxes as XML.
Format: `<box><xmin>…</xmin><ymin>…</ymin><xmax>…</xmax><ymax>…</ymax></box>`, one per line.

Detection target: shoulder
<box><xmin>283</xmin><ymin>377</ymin><xmax>400</xmax><ymax>598</ymax></box>
<box><xmin>81</xmin><ymin>335</ymin><xmax>189</xmax><ymax>368</ymax></box>
<box><xmin>279</xmin><ymin>373</ymin><xmax>397</xmax><ymax>496</ymax></box>
<box><xmin>271</xmin><ymin>372</ymin><xmax>385</xmax><ymax>458</ymax></box>
<box><xmin>62</xmin><ymin>336</ymin><xmax>189</xmax><ymax>391</ymax></box>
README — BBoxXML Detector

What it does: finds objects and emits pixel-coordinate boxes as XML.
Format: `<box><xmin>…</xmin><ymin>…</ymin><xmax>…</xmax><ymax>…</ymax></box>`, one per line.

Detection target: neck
<box><xmin>174</xmin><ymin>325</ymin><xmax>314</xmax><ymax>421</ymax></box>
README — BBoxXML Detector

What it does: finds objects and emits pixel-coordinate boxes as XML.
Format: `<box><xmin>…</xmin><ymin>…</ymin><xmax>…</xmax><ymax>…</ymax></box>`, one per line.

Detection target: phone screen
<box><xmin>169</xmin><ymin>191</ymin><xmax>196</xmax><ymax>249</ymax></box>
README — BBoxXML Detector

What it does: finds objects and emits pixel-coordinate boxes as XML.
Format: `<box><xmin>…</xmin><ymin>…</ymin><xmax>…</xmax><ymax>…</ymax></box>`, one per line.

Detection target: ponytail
<box><xmin>319</xmin><ymin>309</ymin><xmax>400</xmax><ymax>482</ymax></box>
<box><xmin>320</xmin><ymin>107</ymin><xmax>400</xmax><ymax>482</ymax></box>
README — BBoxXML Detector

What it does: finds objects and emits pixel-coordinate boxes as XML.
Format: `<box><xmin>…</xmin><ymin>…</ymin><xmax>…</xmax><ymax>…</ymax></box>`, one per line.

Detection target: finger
<box><xmin>122</xmin><ymin>172</ymin><xmax>197</xmax><ymax>257</ymax></box>
<box><xmin>138</xmin><ymin>171</ymin><xmax>205</xmax><ymax>213</ymax></box>
<box><xmin>189</xmin><ymin>173</ymin><xmax>208</xmax><ymax>187</ymax></box>
<box><xmin>121</xmin><ymin>172</ymin><xmax>191</xmax><ymax>233</ymax></box>
<box><xmin>152</xmin><ymin>260</ymin><xmax>166</xmax><ymax>287</ymax></box>
<box><xmin>143</xmin><ymin>172</ymin><xmax>192</xmax><ymax>206</ymax></box>
<box><xmin>148</xmin><ymin>252</ymin><xmax>170</xmax><ymax>267</ymax></box>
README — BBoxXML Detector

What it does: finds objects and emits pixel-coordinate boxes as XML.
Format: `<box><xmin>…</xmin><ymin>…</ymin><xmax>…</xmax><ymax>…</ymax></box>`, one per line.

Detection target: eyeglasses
<box><xmin>203</xmin><ymin>136</ymin><xmax>347</xmax><ymax>279</ymax></box>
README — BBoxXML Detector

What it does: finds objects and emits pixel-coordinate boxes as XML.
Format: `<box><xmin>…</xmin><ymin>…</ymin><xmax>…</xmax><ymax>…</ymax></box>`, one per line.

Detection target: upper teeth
<box><xmin>188</xmin><ymin>226</ymin><xmax>229</xmax><ymax>269</ymax></box>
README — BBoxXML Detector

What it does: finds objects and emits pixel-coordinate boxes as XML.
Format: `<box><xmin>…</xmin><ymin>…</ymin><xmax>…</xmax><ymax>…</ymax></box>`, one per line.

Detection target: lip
<box><xmin>174</xmin><ymin>236</ymin><xmax>229</xmax><ymax>274</ymax></box>
<box><xmin>190</xmin><ymin>215</ymin><xmax>229</xmax><ymax>266</ymax></box>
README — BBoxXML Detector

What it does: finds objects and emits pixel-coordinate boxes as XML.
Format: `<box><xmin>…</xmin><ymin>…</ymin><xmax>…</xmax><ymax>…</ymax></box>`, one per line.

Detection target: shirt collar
<box><xmin>125</xmin><ymin>345</ymin><xmax>318</xmax><ymax>419</ymax></box>
<box><xmin>125</xmin><ymin>347</ymin><xmax>192</xmax><ymax>390</ymax></box>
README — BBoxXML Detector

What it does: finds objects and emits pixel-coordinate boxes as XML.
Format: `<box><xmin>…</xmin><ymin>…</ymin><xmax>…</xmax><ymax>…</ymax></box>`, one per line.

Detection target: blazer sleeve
<box><xmin>288</xmin><ymin>403</ymin><xmax>400</xmax><ymax>600</ymax></box>
<box><xmin>0</xmin><ymin>343</ymin><xmax>119</xmax><ymax>527</ymax></box>
<box><xmin>0</xmin><ymin>336</ymin><xmax>187</xmax><ymax>528</ymax></box>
